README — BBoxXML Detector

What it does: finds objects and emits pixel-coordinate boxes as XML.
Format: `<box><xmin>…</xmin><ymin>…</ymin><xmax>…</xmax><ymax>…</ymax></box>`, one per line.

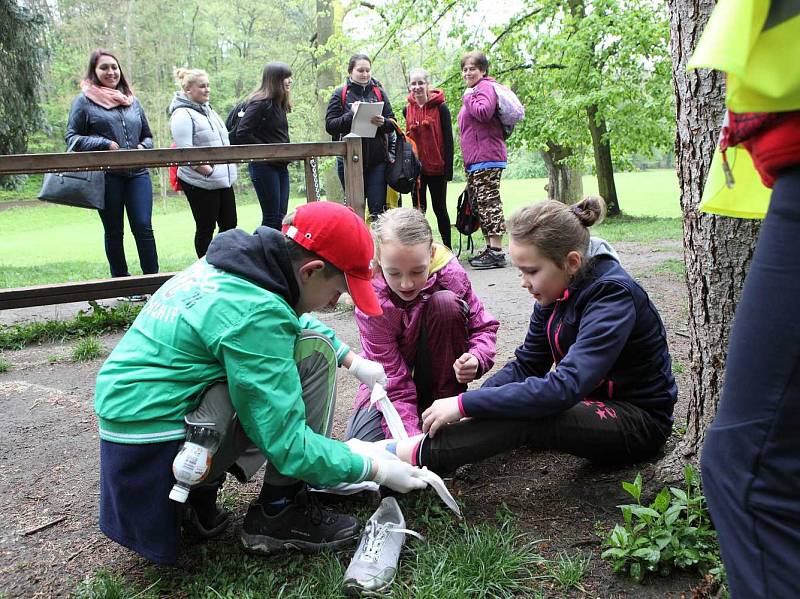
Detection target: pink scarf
<box><xmin>81</xmin><ymin>79</ymin><xmax>133</xmax><ymax>109</ymax></box>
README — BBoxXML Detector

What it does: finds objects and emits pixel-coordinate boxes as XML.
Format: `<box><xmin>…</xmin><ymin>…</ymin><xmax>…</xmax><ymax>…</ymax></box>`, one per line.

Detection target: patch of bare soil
<box><xmin>0</xmin><ymin>239</ymin><xmax>696</xmax><ymax>598</ymax></box>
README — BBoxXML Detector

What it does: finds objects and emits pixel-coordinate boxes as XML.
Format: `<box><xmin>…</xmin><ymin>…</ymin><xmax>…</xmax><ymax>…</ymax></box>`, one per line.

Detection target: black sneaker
<box><xmin>240</xmin><ymin>489</ymin><xmax>360</xmax><ymax>555</ymax></box>
<box><xmin>182</xmin><ymin>503</ymin><xmax>231</xmax><ymax>541</ymax></box>
<box><xmin>468</xmin><ymin>247</ymin><xmax>507</xmax><ymax>269</ymax></box>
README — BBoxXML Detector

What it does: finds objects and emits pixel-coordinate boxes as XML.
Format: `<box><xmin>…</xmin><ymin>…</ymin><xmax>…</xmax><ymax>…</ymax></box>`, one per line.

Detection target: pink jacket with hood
<box><xmin>353</xmin><ymin>245</ymin><xmax>499</xmax><ymax>437</ymax></box>
<box><xmin>458</xmin><ymin>76</ymin><xmax>507</xmax><ymax>168</ymax></box>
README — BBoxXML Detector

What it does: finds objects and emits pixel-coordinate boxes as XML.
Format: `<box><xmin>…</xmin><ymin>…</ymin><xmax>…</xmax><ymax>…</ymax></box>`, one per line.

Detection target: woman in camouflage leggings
<box><xmin>458</xmin><ymin>50</ymin><xmax>508</xmax><ymax>269</ymax></box>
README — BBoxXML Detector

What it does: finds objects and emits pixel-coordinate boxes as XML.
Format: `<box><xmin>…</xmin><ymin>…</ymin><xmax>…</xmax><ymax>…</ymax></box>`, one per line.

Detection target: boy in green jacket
<box><xmin>94</xmin><ymin>201</ymin><xmax>426</xmax><ymax>565</ymax></box>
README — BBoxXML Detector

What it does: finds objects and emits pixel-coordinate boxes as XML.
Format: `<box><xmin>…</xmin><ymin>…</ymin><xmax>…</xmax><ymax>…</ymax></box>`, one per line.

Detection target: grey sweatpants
<box><xmin>186</xmin><ymin>330</ymin><xmax>339</xmax><ymax>487</ymax></box>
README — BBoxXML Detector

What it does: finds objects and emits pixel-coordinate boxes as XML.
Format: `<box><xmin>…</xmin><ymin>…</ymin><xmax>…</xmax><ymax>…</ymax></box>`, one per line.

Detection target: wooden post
<box><xmin>343</xmin><ymin>135</ymin><xmax>365</xmax><ymax>219</ymax></box>
<box><xmin>303</xmin><ymin>158</ymin><xmax>316</xmax><ymax>203</ymax></box>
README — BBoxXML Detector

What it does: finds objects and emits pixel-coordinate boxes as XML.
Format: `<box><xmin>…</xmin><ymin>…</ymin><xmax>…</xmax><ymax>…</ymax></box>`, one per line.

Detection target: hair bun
<box><xmin>573</xmin><ymin>195</ymin><xmax>606</xmax><ymax>227</ymax></box>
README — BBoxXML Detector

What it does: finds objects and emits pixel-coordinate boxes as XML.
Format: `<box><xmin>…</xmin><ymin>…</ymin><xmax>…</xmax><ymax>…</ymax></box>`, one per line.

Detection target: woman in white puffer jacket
<box><xmin>169</xmin><ymin>67</ymin><xmax>238</xmax><ymax>257</ymax></box>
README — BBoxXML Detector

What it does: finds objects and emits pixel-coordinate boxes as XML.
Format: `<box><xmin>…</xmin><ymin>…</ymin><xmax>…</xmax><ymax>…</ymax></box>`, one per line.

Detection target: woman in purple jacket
<box><xmin>459</xmin><ymin>50</ymin><xmax>508</xmax><ymax>270</ymax></box>
<box><xmin>384</xmin><ymin>197</ymin><xmax>677</xmax><ymax>471</ymax></box>
<box><xmin>345</xmin><ymin>208</ymin><xmax>499</xmax><ymax>441</ymax></box>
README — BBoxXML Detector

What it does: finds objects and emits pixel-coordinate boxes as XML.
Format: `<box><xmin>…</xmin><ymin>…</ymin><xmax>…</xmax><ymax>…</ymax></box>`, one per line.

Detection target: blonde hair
<box><xmin>408</xmin><ymin>68</ymin><xmax>430</xmax><ymax>84</ymax></box>
<box><xmin>507</xmin><ymin>196</ymin><xmax>606</xmax><ymax>264</ymax></box>
<box><xmin>174</xmin><ymin>67</ymin><xmax>208</xmax><ymax>91</ymax></box>
<box><xmin>373</xmin><ymin>208</ymin><xmax>432</xmax><ymax>257</ymax></box>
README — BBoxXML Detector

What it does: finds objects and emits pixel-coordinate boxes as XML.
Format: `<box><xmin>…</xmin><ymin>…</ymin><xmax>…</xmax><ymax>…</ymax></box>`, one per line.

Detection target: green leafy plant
<box><xmin>0</xmin><ymin>358</ymin><xmax>9</xmax><ymax>373</ymax></box>
<box><xmin>602</xmin><ymin>464</ymin><xmax>721</xmax><ymax>583</ymax></box>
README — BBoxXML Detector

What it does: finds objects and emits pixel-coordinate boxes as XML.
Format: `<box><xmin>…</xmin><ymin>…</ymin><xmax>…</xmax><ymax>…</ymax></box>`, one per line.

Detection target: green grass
<box><xmin>0</xmin><ymin>170</ymin><xmax>679</xmax><ymax>288</ymax></box>
<box><xmin>0</xmin><ymin>175</ymin><xmax>43</xmax><ymax>203</ymax></box>
<box><xmin>463</xmin><ymin>168</ymin><xmax>681</xmax><ymax>218</ymax></box>
<box><xmin>0</xmin><ymin>358</ymin><xmax>9</xmax><ymax>373</ymax></box>
<box><xmin>651</xmin><ymin>258</ymin><xmax>686</xmax><ymax>276</ymax></box>
<box><xmin>72</xmin><ymin>336</ymin><xmax>104</xmax><ymax>361</ymax></box>
<box><xmin>75</xmin><ymin>495</ymin><xmax>550</xmax><ymax>599</ymax></box>
<box><xmin>0</xmin><ymin>301</ymin><xmax>141</xmax><ymax>350</ymax></box>
<box><xmin>548</xmin><ymin>551</ymin><xmax>591</xmax><ymax>592</ymax></box>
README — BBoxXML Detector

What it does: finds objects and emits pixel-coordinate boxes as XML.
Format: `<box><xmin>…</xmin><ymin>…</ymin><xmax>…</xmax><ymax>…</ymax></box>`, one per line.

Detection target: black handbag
<box><xmin>38</xmin><ymin>139</ymin><xmax>106</xmax><ymax>210</ymax></box>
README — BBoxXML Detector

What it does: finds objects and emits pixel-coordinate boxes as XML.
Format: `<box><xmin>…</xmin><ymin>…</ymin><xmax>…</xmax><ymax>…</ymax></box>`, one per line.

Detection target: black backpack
<box><xmin>224</xmin><ymin>100</ymin><xmax>247</xmax><ymax>145</ymax></box>
<box><xmin>384</xmin><ymin>118</ymin><xmax>421</xmax><ymax>195</ymax></box>
<box><xmin>455</xmin><ymin>186</ymin><xmax>481</xmax><ymax>257</ymax></box>
<box><xmin>225</xmin><ymin>99</ymin><xmax>274</xmax><ymax>145</ymax></box>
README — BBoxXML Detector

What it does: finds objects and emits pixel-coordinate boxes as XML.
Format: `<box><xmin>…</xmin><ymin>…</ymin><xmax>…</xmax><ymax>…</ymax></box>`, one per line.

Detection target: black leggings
<box><xmin>180</xmin><ymin>179</ymin><xmax>237</xmax><ymax>258</ymax></box>
<box><xmin>417</xmin><ymin>174</ymin><xmax>451</xmax><ymax>248</ymax></box>
<box><xmin>417</xmin><ymin>399</ymin><xmax>671</xmax><ymax>473</ymax></box>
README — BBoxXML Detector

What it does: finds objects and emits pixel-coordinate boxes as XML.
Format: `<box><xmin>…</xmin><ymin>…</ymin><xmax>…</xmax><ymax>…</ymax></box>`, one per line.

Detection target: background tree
<box><xmin>364</xmin><ymin>0</ymin><xmax>673</xmax><ymax>210</ymax></box>
<box><xmin>659</xmin><ymin>0</ymin><xmax>760</xmax><ymax>476</ymax></box>
<box><xmin>0</xmin><ymin>0</ymin><xmax>47</xmax><ymax>189</ymax></box>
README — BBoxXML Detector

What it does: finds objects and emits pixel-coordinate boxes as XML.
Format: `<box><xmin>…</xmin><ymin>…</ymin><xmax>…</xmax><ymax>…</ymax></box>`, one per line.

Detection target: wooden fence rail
<box><xmin>0</xmin><ymin>138</ymin><xmax>365</xmax><ymax>311</ymax></box>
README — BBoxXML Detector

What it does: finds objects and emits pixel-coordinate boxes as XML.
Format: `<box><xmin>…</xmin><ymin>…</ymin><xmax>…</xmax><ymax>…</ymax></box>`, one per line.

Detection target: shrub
<box><xmin>602</xmin><ymin>464</ymin><xmax>721</xmax><ymax>583</ymax></box>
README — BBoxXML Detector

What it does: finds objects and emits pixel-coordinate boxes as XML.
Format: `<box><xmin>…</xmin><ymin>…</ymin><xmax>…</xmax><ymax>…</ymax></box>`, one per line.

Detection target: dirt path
<box><xmin>0</xmin><ymin>239</ymin><xmax>694</xmax><ymax>598</ymax></box>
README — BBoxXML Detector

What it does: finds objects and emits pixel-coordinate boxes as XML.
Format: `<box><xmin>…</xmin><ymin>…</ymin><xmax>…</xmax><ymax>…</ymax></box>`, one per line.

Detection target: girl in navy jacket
<box><xmin>387</xmin><ymin>196</ymin><xmax>677</xmax><ymax>472</ymax></box>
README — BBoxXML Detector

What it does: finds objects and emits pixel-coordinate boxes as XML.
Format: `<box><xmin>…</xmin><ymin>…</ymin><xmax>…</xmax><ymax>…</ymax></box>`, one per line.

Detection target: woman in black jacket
<box><xmin>65</xmin><ymin>48</ymin><xmax>158</xmax><ymax>280</ymax></box>
<box><xmin>326</xmin><ymin>53</ymin><xmax>395</xmax><ymax>220</ymax></box>
<box><xmin>237</xmin><ymin>62</ymin><xmax>293</xmax><ymax>230</ymax></box>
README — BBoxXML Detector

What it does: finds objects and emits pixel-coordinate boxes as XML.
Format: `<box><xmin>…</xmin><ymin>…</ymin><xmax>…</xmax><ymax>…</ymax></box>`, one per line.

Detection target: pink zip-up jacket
<box><xmin>353</xmin><ymin>245</ymin><xmax>499</xmax><ymax>437</ymax></box>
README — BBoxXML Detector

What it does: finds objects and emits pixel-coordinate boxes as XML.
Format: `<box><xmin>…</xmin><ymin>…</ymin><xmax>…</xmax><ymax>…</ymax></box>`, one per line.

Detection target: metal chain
<box><xmin>310</xmin><ymin>157</ymin><xmax>322</xmax><ymax>202</ymax></box>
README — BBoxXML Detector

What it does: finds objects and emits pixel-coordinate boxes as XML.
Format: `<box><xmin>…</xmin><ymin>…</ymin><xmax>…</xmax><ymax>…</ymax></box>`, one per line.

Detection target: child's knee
<box><xmin>426</xmin><ymin>290</ymin><xmax>467</xmax><ymax>322</ymax></box>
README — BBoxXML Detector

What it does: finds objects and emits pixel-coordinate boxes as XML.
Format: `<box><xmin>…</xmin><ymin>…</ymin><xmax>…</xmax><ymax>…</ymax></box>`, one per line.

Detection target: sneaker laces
<box><xmin>360</xmin><ymin>519</ymin><xmax>424</xmax><ymax>563</ymax></box>
<box><xmin>301</xmin><ymin>491</ymin><xmax>336</xmax><ymax>526</ymax></box>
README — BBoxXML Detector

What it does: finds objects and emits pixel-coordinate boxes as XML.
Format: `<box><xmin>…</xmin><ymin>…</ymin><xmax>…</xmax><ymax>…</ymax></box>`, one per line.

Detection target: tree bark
<box><xmin>314</xmin><ymin>0</ymin><xmax>343</xmax><ymax>201</ymax></box>
<box><xmin>586</xmin><ymin>104</ymin><xmax>620</xmax><ymax>216</ymax></box>
<box><xmin>658</xmin><ymin>0</ymin><xmax>761</xmax><ymax>479</ymax></box>
<box><xmin>541</xmin><ymin>142</ymin><xmax>583</xmax><ymax>204</ymax></box>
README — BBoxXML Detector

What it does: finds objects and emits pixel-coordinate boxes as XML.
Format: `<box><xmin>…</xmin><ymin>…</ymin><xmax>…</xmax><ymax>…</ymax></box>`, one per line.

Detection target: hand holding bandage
<box><xmin>348</xmin><ymin>354</ymin><xmax>388</xmax><ymax>390</ymax></box>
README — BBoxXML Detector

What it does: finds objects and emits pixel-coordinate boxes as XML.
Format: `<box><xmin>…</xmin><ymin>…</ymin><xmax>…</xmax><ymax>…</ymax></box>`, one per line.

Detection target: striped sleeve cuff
<box><xmin>457</xmin><ymin>393</ymin><xmax>467</xmax><ymax>417</ymax></box>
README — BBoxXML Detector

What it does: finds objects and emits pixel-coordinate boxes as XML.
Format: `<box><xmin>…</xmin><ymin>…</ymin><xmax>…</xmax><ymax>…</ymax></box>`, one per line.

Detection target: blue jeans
<box><xmin>701</xmin><ymin>166</ymin><xmax>800</xmax><ymax>598</ymax></box>
<box><xmin>99</xmin><ymin>171</ymin><xmax>158</xmax><ymax>277</ymax></box>
<box><xmin>249</xmin><ymin>162</ymin><xmax>289</xmax><ymax>230</ymax></box>
<box><xmin>337</xmin><ymin>158</ymin><xmax>386</xmax><ymax>221</ymax></box>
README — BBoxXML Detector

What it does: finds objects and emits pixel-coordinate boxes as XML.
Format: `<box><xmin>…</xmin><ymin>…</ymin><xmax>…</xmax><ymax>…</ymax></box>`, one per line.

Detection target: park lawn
<box><xmin>0</xmin><ymin>170</ymin><xmax>680</xmax><ymax>288</ymax></box>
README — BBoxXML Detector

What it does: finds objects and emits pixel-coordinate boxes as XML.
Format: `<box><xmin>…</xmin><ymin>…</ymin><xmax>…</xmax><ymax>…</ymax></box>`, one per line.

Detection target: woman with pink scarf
<box><xmin>66</xmin><ymin>49</ymin><xmax>158</xmax><ymax>286</ymax></box>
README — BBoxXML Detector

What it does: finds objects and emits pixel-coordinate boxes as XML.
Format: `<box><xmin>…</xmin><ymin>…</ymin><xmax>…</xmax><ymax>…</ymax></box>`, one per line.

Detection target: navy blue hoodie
<box><xmin>461</xmin><ymin>251</ymin><xmax>677</xmax><ymax>427</ymax></box>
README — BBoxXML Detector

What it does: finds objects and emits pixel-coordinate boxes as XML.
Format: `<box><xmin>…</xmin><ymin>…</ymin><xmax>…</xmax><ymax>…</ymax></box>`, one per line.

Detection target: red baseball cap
<box><xmin>282</xmin><ymin>202</ymin><xmax>382</xmax><ymax>316</ymax></box>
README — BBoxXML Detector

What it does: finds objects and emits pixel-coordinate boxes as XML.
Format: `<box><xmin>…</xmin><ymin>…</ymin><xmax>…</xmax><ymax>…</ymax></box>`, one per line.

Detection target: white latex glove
<box><xmin>371</xmin><ymin>458</ymin><xmax>428</xmax><ymax>493</ymax></box>
<box><xmin>348</xmin><ymin>354</ymin><xmax>388</xmax><ymax>390</ymax></box>
<box><xmin>346</xmin><ymin>437</ymin><xmax>396</xmax><ymax>462</ymax></box>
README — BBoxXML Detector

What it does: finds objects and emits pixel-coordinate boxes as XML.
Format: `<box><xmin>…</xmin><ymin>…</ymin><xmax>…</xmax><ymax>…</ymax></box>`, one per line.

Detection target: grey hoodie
<box><xmin>587</xmin><ymin>236</ymin><xmax>621</xmax><ymax>263</ymax></box>
<box><xmin>168</xmin><ymin>92</ymin><xmax>237</xmax><ymax>190</ymax></box>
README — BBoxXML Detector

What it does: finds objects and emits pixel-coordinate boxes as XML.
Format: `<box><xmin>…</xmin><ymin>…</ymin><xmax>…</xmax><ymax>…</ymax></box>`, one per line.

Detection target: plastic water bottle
<box><xmin>169</xmin><ymin>426</ymin><xmax>221</xmax><ymax>503</ymax></box>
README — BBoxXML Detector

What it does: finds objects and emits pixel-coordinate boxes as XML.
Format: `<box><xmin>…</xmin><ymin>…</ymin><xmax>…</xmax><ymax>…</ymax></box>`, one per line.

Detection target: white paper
<box><xmin>351</xmin><ymin>101</ymin><xmax>384</xmax><ymax>138</ymax></box>
<box><xmin>370</xmin><ymin>383</ymin><xmax>408</xmax><ymax>440</ymax></box>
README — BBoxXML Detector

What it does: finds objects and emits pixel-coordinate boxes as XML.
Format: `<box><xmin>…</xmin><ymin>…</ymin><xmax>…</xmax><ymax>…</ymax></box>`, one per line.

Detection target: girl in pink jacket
<box><xmin>345</xmin><ymin>208</ymin><xmax>499</xmax><ymax>441</ymax></box>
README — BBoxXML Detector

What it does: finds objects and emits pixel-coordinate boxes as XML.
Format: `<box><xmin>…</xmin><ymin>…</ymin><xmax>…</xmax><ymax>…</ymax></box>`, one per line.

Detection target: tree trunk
<box><xmin>658</xmin><ymin>0</ymin><xmax>761</xmax><ymax>479</ymax></box>
<box><xmin>315</xmin><ymin>0</ymin><xmax>343</xmax><ymax>201</ymax></box>
<box><xmin>586</xmin><ymin>104</ymin><xmax>620</xmax><ymax>216</ymax></box>
<box><xmin>540</xmin><ymin>142</ymin><xmax>583</xmax><ymax>204</ymax></box>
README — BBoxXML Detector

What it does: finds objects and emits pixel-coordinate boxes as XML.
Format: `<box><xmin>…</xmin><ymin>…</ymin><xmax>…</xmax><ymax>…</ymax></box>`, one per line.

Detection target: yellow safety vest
<box><xmin>689</xmin><ymin>0</ymin><xmax>800</xmax><ymax>218</ymax></box>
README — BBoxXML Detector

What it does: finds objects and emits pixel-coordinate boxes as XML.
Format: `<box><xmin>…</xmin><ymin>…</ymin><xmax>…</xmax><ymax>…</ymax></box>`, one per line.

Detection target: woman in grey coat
<box><xmin>169</xmin><ymin>68</ymin><xmax>238</xmax><ymax>257</ymax></box>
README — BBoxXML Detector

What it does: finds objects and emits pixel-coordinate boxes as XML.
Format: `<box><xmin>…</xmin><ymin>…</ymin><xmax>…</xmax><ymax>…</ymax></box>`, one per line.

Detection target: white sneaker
<box><xmin>342</xmin><ymin>497</ymin><xmax>422</xmax><ymax>596</ymax></box>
